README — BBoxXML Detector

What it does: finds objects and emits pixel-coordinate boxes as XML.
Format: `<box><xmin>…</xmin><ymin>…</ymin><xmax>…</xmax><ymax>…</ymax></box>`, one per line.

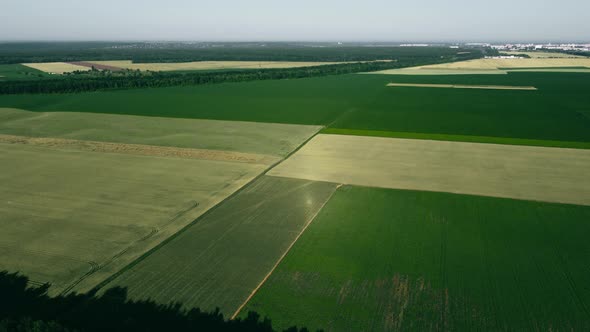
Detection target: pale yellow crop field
<box><xmin>89</xmin><ymin>60</ymin><xmax>347</xmax><ymax>71</ymax></box>
<box><xmin>386</xmin><ymin>83</ymin><xmax>537</xmax><ymax>90</ymax></box>
<box><xmin>366</xmin><ymin>68</ymin><xmax>509</xmax><ymax>75</ymax></box>
<box><xmin>268</xmin><ymin>134</ymin><xmax>590</xmax><ymax>206</ymax></box>
<box><xmin>21</xmin><ymin>62</ymin><xmax>91</xmax><ymax>74</ymax></box>
<box><xmin>370</xmin><ymin>57</ymin><xmax>590</xmax><ymax>75</ymax></box>
<box><xmin>416</xmin><ymin>58</ymin><xmax>590</xmax><ymax>70</ymax></box>
<box><xmin>502</xmin><ymin>51</ymin><xmax>586</xmax><ymax>58</ymax></box>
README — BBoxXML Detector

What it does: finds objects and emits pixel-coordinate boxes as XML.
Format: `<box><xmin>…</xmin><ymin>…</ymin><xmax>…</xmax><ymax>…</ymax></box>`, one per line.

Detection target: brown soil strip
<box><xmin>0</xmin><ymin>134</ymin><xmax>277</xmax><ymax>165</ymax></box>
<box><xmin>387</xmin><ymin>83</ymin><xmax>537</xmax><ymax>90</ymax></box>
<box><xmin>67</xmin><ymin>62</ymin><xmax>123</xmax><ymax>71</ymax></box>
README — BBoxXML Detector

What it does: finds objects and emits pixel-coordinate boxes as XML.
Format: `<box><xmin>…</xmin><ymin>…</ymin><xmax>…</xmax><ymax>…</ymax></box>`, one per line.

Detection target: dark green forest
<box><xmin>0</xmin><ymin>271</ymin><xmax>318</xmax><ymax>332</ymax></box>
<box><xmin>0</xmin><ymin>42</ymin><xmax>490</xmax><ymax>64</ymax></box>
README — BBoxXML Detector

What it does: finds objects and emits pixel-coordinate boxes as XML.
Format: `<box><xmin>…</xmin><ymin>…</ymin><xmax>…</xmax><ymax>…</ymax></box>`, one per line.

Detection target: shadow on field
<box><xmin>0</xmin><ymin>271</ymin><xmax>319</xmax><ymax>332</ymax></box>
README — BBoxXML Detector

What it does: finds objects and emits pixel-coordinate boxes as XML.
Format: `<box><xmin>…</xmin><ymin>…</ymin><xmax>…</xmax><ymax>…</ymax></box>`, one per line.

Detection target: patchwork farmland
<box><xmin>242</xmin><ymin>187</ymin><xmax>590</xmax><ymax>331</ymax></box>
<box><xmin>0</xmin><ymin>107</ymin><xmax>321</xmax><ymax>295</ymax></box>
<box><xmin>1</xmin><ymin>44</ymin><xmax>590</xmax><ymax>331</ymax></box>
<box><xmin>100</xmin><ymin>176</ymin><xmax>338</xmax><ymax>314</ymax></box>
<box><xmin>0</xmin><ymin>142</ymin><xmax>266</xmax><ymax>294</ymax></box>
<box><xmin>23</xmin><ymin>60</ymin><xmax>361</xmax><ymax>74</ymax></box>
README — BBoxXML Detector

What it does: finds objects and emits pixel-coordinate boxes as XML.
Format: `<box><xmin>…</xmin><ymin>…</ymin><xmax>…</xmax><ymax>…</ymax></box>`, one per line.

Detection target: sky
<box><xmin>1</xmin><ymin>0</ymin><xmax>589</xmax><ymax>42</ymax></box>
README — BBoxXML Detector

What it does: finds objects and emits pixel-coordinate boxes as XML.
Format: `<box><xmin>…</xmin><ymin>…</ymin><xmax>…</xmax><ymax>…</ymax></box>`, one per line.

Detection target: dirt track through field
<box><xmin>268</xmin><ymin>134</ymin><xmax>590</xmax><ymax>206</ymax></box>
<box><xmin>0</xmin><ymin>134</ymin><xmax>278</xmax><ymax>165</ymax></box>
<box><xmin>387</xmin><ymin>83</ymin><xmax>537</xmax><ymax>90</ymax></box>
<box><xmin>67</xmin><ymin>62</ymin><xmax>123</xmax><ymax>71</ymax></box>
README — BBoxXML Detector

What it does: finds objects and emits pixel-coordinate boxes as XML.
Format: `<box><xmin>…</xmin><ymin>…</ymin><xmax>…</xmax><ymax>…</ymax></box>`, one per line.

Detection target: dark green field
<box><xmin>0</xmin><ymin>72</ymin><xmax>589</xmax><ymax>147</ymax></box>
<box><xmin>243</xmin><ymin>186</ymin><xmax>590</xmax><ymax>331</ymax></box>
<box><xmin>0</xmin><ymin>64</ymin><xmax>49</xmax><ymax>80</ymax></box>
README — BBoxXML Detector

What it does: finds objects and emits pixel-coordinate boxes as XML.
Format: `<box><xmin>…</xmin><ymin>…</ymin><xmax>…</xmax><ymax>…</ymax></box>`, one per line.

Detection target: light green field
<box><xmin>0</xmin><ymin>108</ymin><xmax>321</xmax><ymax>157</ymax></box>
<box><xmin>100</xmin><ymin>176</ymin><xmax>338</xmax><ymax>315</ymax></box>
<box><xmin>243</xmin><ymin>186</ymin><xmax>590</xmax><ymax>331</ymax></box>
<box><xmin>1</xmin><ymin>73</ymin><xmax>590</xmax><ymax>147</ymax></box>
<box><xmin>0</xmin><ymin>142</ymin><xmax>268</xmax><ymax>295</ymax></box>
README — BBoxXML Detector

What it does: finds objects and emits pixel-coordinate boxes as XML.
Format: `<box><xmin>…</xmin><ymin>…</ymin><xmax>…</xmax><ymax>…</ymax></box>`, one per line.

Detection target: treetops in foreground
<box><xmin>0</xmin><ymin>271</ymin><xmax>319</xmax><ymax>332</ymax></box>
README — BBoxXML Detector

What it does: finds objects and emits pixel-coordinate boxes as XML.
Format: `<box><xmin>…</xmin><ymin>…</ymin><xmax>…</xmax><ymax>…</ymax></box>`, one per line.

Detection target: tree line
<box><xmin>0</xmin><ymin>271</ymin><xmax>318</xmax><ymax>332</ymax></box>
<box><xmin>0</xmin><ymin>53</ymin><xmax>482</xmax><ymax>94</ymax></box>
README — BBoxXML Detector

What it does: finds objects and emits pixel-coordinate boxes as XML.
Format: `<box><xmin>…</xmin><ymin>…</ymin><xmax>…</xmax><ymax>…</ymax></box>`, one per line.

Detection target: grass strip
<box><xmin>322</xmin><ymin>128</ymin><xmax>590</xmax><ymax>149</ymax></box>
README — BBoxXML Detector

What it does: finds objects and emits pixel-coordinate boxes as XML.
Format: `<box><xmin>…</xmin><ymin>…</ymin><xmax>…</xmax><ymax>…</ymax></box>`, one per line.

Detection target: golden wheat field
<box><xmin>21</xmin><ymin>62</ymin><xmax>91</xmax><ymax>74</ymax></box>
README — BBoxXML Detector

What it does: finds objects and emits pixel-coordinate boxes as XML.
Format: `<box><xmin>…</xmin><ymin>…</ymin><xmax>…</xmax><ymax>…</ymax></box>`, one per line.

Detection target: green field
<box><xmin>0</xmin><ymin>72</ymin><xmax>589</xmax><ymax>146</ymax></box>
<box><xmin>100</xmin><ymin>176</ymin><xmax>338</xmax><ymax>315</ymax></box>
<box><xmin>0</xmin><ymin>108</ymin><xmax>321</xmax><ymax>157</ymax></box>
<box><xmin>0</xmin><ymin>64</ymin><xmax>49</xmax><ymax>80</ymax></box>
<box><xmin>243</xmin><ymin>186</ymin><xmax>590</xmax><ymax>331</ymax></box>
<box><xmin>321</xmin><ymin>128</ymin><xmax>590</xmax><ymax>149</ymax></box>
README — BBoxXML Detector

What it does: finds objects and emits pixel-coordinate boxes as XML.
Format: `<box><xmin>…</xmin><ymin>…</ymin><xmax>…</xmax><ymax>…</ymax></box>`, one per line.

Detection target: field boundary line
<box><xmin>263</xmin><ymin>126</ymin><xmax>324</xmax><ymax>175</ymax></box>
<box><xmin>87</xmin><ymin>127</ymin><xmax>324</xmax><ymax>295</ymax></box>
<box><xmin>231</xmin><ymin>183</ymin><xmax>342</xmax><ymax>320</ymax></box>
<box><xmin>320</xmin><ymin>128</ymin><xmax>590</xmax><ymax>150</ymax></box>
<box><xmin>386</xmin><ymin>83</ymin><xmax>537</xmax><ymax>90</ymax></box>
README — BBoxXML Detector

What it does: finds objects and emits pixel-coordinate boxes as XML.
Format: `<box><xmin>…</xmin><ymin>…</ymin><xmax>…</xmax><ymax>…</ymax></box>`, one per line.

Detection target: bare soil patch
<box><xmin>0</xmin><ymin>134</ymin><xmax>278</xmax><ymax>165</ymax></box>
<box><xmin>67</xmin><ymin>61</ymin><xmax>123</xmax><ymax>71</ymax></box>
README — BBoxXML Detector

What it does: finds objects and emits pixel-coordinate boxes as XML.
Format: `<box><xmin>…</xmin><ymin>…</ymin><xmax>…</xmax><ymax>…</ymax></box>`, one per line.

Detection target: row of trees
<box><xmin>0</xmin><ymin>271</ymin><xmax>317</xmax><ymax>332</ymax></box>
<box><xmin>0</xmin><ymin>53</ymin><xmax>482</xmax><ymax>94</ymax></box>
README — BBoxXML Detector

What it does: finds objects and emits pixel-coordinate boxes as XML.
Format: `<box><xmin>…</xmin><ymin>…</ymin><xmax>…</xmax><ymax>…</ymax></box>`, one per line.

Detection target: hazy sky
<box><xmin>1</xmin><ymin>0</ymin><xmax>589</xmax><ymax>42</ymax></box>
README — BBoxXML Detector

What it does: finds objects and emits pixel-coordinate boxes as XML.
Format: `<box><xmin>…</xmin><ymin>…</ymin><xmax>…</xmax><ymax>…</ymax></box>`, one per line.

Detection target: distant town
<box><xmin>477</xmin><ymin>43</ymin><xmax>589</xmax><ymax>52</ymax></box>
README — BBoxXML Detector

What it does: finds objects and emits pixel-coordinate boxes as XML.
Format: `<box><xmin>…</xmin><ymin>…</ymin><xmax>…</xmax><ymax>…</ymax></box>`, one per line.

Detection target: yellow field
<box><xmin>413</xmin><ymin>58</ymin><xmax>590</xmax><ymax>70</ymax></box>
<box><xmin>268</xmin><ymin>134</ymin><xmax>590</xmax><ymax>206</ymax></box>
<box><xmin>22</xmin><ymin>62</ymin><xmax>91</xmax><ymax>74</ymax></box>
<box><xmin>365</xmin><ymin>68</ymin><xmax>509</xmax><ymax>75</ymax></box>
<box><xmin>0</xmin><ymin>142</ymin><xmax>267</xmax><ymax>295</ymax></box>
<box><xmin>386</xmin><ymin>83</ymin><xmax>537</xmax><ymax>90</ymax></box>
<box><xmin>502</xmin><ymin>51</ymin><xmax>586</xmax><ymax>58</ymax></box>
<box><xmin>88</xmin><ymin>60</ymin><xmax>349</xmax><ymax>71</ymax></box>
<box><xmin>370</xmin><ymin>57</ymin><xmax>590</xmax><ymax>75</ymax></box>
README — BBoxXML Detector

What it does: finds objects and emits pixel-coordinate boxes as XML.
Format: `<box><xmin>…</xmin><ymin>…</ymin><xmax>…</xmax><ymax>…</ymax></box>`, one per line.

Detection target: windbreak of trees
<box><xmin>0</xmin><ymin>52</ymin><xmax>482</xmax><ymax>94</ymax></box>
<box><xmin>545</xmin><ymin>49</ymin><xmax>590</xmax><ymax>57</ymax></box>
<box><xmin>0</xmin><ymin>271</ymin><xmax>318</xmax><ymax>332</ymax></box>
